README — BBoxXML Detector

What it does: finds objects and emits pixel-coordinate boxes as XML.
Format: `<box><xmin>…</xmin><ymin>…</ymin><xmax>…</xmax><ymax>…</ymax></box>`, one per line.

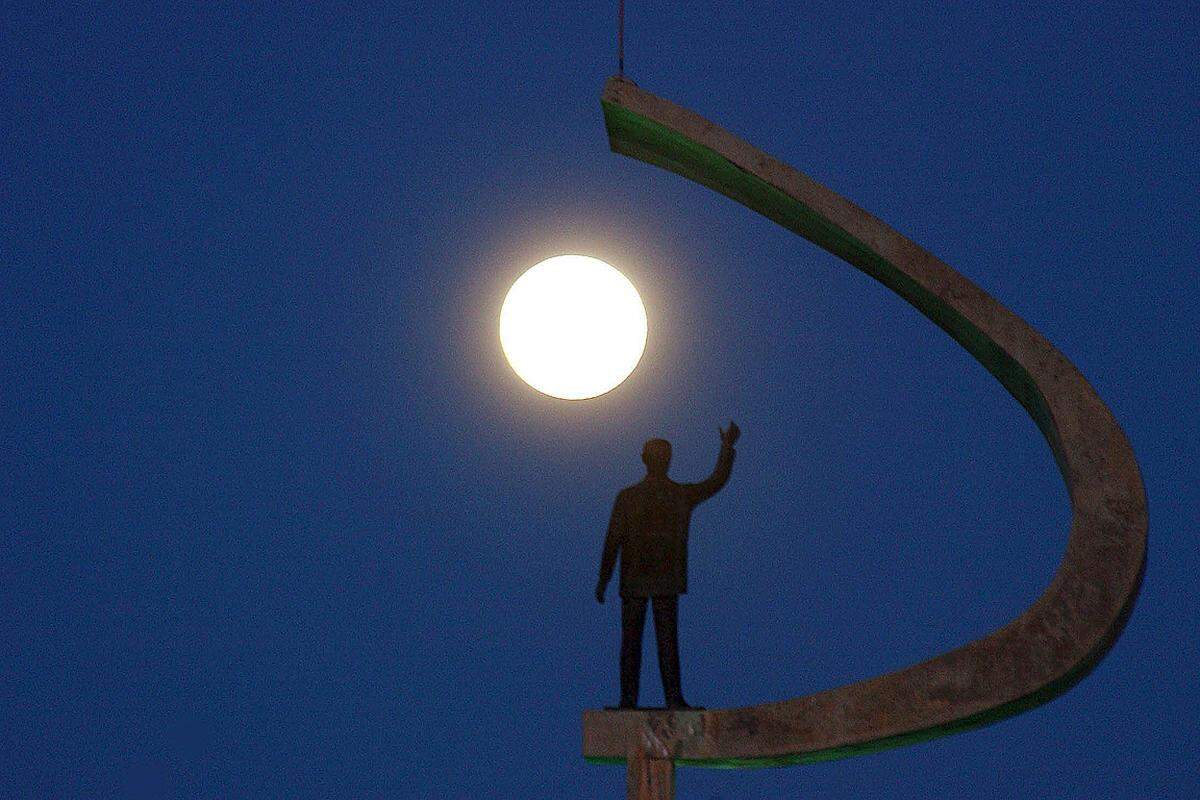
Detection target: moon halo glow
<box><xmin>499</xmin><ymin>255</ymin><xmax>648</xmax><ymax>400</ymax></box>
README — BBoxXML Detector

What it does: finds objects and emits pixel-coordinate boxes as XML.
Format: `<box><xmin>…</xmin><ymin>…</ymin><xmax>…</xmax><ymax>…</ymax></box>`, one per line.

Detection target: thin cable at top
<box><xmin>618</xmin><ymin>0</ymin><xmax>625</xmax><ymax>76</ymax></box>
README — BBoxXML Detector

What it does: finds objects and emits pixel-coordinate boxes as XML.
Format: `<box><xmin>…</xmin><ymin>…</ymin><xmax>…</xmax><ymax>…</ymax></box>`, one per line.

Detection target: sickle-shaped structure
<box><xmin>583</xmin><ymin>77</ymin><xmax>1147</xmax><ymax>768</ymax></box>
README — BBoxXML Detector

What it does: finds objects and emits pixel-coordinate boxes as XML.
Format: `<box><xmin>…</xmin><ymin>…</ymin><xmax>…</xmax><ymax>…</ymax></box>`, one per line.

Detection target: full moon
<box><xmin>500</xmin><ymin>255</ymin><xmax>648</xmax><ymax>400</ymax></box>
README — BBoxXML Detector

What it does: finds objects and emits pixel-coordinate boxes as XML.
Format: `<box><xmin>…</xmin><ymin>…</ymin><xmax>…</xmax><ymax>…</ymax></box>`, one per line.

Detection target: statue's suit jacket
<box><xmin>599</xmin><ymin>443</ymin><xmax>736</xmax><ymax>598</ymax></box>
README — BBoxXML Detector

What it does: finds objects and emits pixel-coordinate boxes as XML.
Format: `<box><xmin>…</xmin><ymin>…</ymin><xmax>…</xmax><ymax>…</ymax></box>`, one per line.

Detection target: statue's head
<box><xmin>641</xmin><ymin>438</ymin><xmax>672</xmax><ymax>476</ymax></box>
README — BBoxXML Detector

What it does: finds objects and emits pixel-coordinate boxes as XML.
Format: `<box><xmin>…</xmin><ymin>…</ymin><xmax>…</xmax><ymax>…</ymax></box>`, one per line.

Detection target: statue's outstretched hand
<box><xmin>720</xmin><ymin>420</ymin><xmax>741</xmax><ymax>447</ymax></box>
<box><xmin>595</xmin><ymin>582</ymin><xmax>606</xmax><ymax>604</ymax></box>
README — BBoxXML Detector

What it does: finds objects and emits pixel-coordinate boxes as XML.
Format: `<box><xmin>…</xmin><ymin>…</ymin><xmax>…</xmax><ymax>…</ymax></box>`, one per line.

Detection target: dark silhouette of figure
<box><xmin>595</xmin><ymin>421</ymin><xmax>740</xmax><ymax>709</ymax></box>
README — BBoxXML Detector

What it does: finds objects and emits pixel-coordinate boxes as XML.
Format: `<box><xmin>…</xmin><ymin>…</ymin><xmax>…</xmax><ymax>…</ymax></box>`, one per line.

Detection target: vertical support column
<box><xmin>626</xmin><ymin>745</ymin><xmax>674</xmax><ymax>800</ymax></box>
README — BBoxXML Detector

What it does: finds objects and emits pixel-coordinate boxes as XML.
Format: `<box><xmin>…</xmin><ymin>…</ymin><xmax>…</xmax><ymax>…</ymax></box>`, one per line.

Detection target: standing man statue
<box><xmin>595</xmin><ymin>421</ymin><xmax>740</xmax><ymax>709</ymax></box>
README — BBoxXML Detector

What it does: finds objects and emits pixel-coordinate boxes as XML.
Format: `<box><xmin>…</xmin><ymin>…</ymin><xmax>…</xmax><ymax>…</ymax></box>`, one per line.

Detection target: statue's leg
<box><xmin>651</xmin><ymin>595</ymin><xmax>684</xmax><ymax>707</ymax></box>
<box><xmin>620</xmin><ymin>596</ymin><xmax>648</xmax><ymax>707</ymax></box>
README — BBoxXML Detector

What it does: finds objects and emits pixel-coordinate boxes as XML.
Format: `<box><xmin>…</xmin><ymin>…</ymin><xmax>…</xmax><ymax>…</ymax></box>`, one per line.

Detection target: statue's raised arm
<box><xmin>683</xmin><ymin>420</ymin><xmax>739</xmax><ymax>506</ymax></box>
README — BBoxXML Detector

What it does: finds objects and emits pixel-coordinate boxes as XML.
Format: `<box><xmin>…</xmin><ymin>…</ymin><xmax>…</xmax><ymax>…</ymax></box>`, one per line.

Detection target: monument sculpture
<box><xmin>583</xmin><ymin>75</ymin><xmax>1147</xmax><ymax>800</ymax></box>
<box><xmin>596</xmin><ymin>423</ymin><xmax>740</xmax><ymax>710</ymax></box>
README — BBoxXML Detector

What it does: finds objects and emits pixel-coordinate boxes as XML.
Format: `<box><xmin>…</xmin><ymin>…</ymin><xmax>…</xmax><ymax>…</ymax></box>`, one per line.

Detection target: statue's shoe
<box><xmin>665</xmin><ymin>701</ymin><xmax>704</xmax><ymax>711</ymax></box>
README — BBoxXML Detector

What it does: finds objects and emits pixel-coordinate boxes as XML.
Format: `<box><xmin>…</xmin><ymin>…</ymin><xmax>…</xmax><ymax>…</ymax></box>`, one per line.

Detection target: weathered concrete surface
<box><xmin>584</xmin><ymin>76</ymin><xmax>1147</xmax><ymax>768</ymax></box>
<box><xmin>626</xmin><ymin>745</ymin><xmax>675</xmax><ymax>800</ymax></box>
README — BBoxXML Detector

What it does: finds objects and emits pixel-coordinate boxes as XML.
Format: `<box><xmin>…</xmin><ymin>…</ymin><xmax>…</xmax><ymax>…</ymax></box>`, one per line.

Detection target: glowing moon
<box><xmin>500</xmin><ymin>255</ymin><xmax>648</xmax><ymax>400</ymax></box>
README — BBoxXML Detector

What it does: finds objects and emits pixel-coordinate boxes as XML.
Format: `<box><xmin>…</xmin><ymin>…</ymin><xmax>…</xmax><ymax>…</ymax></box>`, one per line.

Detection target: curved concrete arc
<box><xmin>583</xmin><ymin>77</ymin><xmax>1147</xmax><ymax>768</ymax></box>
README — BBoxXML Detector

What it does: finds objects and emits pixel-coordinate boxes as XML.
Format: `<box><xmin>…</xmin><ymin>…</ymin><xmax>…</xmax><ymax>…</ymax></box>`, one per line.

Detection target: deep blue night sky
<box><xmin>3</xmin><ymin>2</ymin><xmax>1197</xmax><ymax>797</ymax></box>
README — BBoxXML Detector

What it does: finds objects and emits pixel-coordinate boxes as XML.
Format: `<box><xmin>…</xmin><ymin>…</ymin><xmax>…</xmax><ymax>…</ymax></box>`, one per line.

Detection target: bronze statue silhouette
<box><xmin>595</xmin><ymin>421</ymin><xmax>740</xmax><ymax>709</ymax></box>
